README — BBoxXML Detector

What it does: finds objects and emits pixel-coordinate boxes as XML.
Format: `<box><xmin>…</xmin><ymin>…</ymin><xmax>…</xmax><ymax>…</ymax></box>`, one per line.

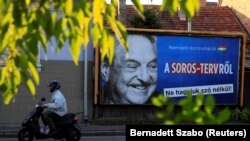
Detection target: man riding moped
<box><xmin>41</xmin><ymin>80</ymin><xmax>67</xmax><ymax>137</ymax></box>
<box><xmin>18</xmin><ymin>80</ymin><xmax>81</xmax><ymax>141</ymax></box>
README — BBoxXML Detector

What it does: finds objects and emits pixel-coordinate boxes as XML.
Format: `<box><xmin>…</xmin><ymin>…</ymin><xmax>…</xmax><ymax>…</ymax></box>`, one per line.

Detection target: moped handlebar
<box><xmin>35</xmin><ymin>98</ymin><xmax>46</xmax><ymax>108</ymax></box>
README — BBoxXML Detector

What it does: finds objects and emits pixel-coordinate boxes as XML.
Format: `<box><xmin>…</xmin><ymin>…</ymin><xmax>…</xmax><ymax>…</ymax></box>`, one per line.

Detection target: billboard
<box><xmin>96</xmin><ymin>29</ymin><xmax>246</xmax><ymax>105</ymax></box>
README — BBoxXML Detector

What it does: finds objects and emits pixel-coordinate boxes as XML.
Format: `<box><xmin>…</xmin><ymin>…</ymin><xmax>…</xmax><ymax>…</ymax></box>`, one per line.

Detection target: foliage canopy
<box><xmin>0</xmin><ymin>0</ymin><xmax>200</xmax><ymax>104</ymax></box>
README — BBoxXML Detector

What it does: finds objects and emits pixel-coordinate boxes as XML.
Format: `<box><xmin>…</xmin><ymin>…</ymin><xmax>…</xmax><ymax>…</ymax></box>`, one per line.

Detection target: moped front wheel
<box><xmin>17</xmin><ymin>128</ymin><xmax>34</xmax><ymax>141</ymax></box>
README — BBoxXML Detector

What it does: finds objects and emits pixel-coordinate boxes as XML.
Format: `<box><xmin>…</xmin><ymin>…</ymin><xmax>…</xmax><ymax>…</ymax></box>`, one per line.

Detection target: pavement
<box><xmin>0</xmin><ymin>123</ymin><xmax>126</xmax><ymax>138</ymax></box>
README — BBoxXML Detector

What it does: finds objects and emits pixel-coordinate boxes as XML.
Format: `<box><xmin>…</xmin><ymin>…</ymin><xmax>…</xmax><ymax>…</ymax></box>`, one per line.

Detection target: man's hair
<box><xmin>114</xmin><ymin>34</ymin><xmax>157</xmax><ymax>50</ymax></box>
<box><xmin>112</xmin><ymin>34</ymin><xmax>157</xmax><ymax>67</ymax></box>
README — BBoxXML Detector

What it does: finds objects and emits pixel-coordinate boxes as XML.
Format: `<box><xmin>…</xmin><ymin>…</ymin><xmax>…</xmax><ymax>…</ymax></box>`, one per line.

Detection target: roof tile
<box><xmin>124</xmin><ymin>5</ymin><xmax>246</xmax><ymax>35</ymax></box>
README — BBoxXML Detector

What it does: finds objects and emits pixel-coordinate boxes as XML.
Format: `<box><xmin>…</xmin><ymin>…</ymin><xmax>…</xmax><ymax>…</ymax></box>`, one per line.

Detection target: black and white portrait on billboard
<box><xmin>100</xmin><ymin>34</ymin><xmax>158</xmax><ymax>104</ymax></box>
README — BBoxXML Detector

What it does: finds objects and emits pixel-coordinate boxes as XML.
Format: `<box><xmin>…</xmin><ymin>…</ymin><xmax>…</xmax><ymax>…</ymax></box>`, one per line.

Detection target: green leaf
<box><xmin>82</xmin><ymin>16</ymin><xmax>91</xmax><ymax>48</ymax></box>
<box><xmin>109</xmin><ymin>0</ymin><xmax>117</xmax><ymax>18</ymax></box>
<box><xmin>3</xmin><ymin>89</ymin><xmax>13</xmax><ymax>105</ymax></box>
<box><xmin>25</xmin><ymin>79</ymin><xmax>35</xmax><ymax>96</ymax></box>
<box><xmin>179</xmin><ymin>91</ymin><xmax>192</xmax><ymax>107</ymax></box>
<box><xmin>180</xmin><ymin>0</ymin><xmax>200</xmax><ymax>19</ymax></box>
<box><xmin>100</xmin><ymin>30</ymin><xmax>108</xmax><ymax>61</ymax></box>
<box><xmin>194</xmin><ymin>116</ymin><xmax>204</xmax><ymax>124</ymax></box>
<box><xmin>28</xmin><ymin>62</ymin><xmax>39</xmax><ymax>85</ymax></box>
<box><xmin>164</xmin><ymin>120</ymin><xmax>175</xmax><ymax>125</ymax></box>
<box><xmin>51</xmin><ymin>12</ymin><xmax>57</xmax><ymax>30</ymax></box>
<box><xmin>152</xmin><ymin>97</ymin><xmax>163</xmax><ymax>107</ymax></box>
<box><xmin>70</xmin><ymin>35</ymin><xmax>82</xmax><ymax>65</ymax></box>
<box><xmin>152</xmin><ymin>95</ymin><xmax>168</xmax><ymax>107</ymax></box>
<box><xmin>93</xmin><ymin>0</ymin><xmax>105</xmax><ymax>29</ymax></box>
<box><xmin>57</xmin><ymin>34</ymin><xmax>66</xmax><ymax>51</ymax></box>
<box><xmin>1</xmin><ymin>25</ymin><xmax>11</xmax><ymax>52</ymax></box>
<box><xmin>0</xmin><ymin>68</ymin><xmax>7</xmax><ymax>85</ymax></box>
<box><xmin>25</xmin><ymin>0</ymin><xmax>30</xmax><ymax>6</ymax></box>
<box><xmin>131</xmin><ymin>0</ymin><xmax>145</xmax><ymax>20</ymax></box>
<box><xmin>193</xmin><ymin>93</ymin><xmax>203</xmax><ymax>112</ymax></box>
<box><xmin>156</xmin><ymin>112</ymin><xmax>166</xmax><ymax>119</ymax></box>
<box><xmin>27</xmin><ymin>38</ymin><xmax>39</xmax><ymax>57</ymax></box>
<box><xmin>160</xmin><ymin>0</ymin><xmax>179</xmax><ymax>16</ymax></box>
<box><xmin>1</xmin><ymin>4</ymin><xmax>14</xmax><ymax>26</ymax></box>
<box><xmin>107</xmin><ymin>33</ymin><xmax>114</xmax><ymax>64</ymax></box>
<box><xmin>39</xmin><ymin>34</ymin><xmax>48</xmax><ymax>52</ymax></box>
<box><xmin>205</xmin><ymin>95</ymin><xmax>215</xmax><ymax>114</ymax></box>
<box><xmin>91</xmin><ymin>24</ymin><xmax>101</xmax><ymax>48</ymax></box>
<box><xmin>116</xmin><ymin>21</ymin><xmax>128</xmax><ymax>49</ymax></box>
<box><xmin>110</xmin><ymin>0</ymin><xmax>118</xmax><ymax>6</ymax></box>
<box><xmin>16</xmin><ymin>52</ymin><xmax>28</xmax><ymax>69</ymax></box>
<box><xmin>216</xmin><ymin>108</ymin><xmax>231</xmax><ymax>124</ymax></box>
<box><xmin>13</xmin><ymin>67</ymin><xmax>21</xmax><ymax>86</ymax></box>
<box><xmin>80</xmin><ymin>1</ymin><xmax>92</xmax><ymax>17</ymax></box>
<box><xmin>61</xmin><ymin>17</ymin><xmax>68</xmax><ymax>31</ymax></box>
<box><xmin>166</xmin><ymin>104</ymin><xmax>174</xmax><ymax>114</ymax></box>
<box><xmin>65</xmin><ymin>0</ymin><xmax>73</xmax><ymax>15</ymax></box>
<box><xmin>107</xmin><ymin>16</ymin><xmax>128</xmax><ymax>54</ymax></box>
<box><xmin>160</xmin><ymin>0</ymin><xmax>168</xmax><ymax>11</ymax></box>
<box><xmin>192</xmin><ymin>0</ymin><xmax>200</xmax><ymax>14</ymax></box>
<box><xmin>74</xmin><ymin>10</ymin><xmax>84</xmax><ymax>28</ymax></box>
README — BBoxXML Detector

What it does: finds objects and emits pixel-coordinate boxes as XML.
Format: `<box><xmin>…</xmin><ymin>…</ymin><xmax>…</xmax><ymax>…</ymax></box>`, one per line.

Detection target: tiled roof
<box><xmin>220</xmin><ymin>0</ymin><xmax>250</xmax><ymax>35</ymax></box>
<box><xmin>125</xmin><ymin>5</ymin><xmax>247</xmax><ymax>35</ymax></box>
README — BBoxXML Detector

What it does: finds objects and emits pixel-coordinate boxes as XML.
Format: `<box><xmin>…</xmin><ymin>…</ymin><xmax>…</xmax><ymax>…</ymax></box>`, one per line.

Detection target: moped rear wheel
<box><xmin>17</xmin><ymin>128</ymin><xmax>34</xmax><ymax>141</ymax></box>
<box><xmin>66</xmin><ymin>127</ymin><xmax>81</xmax><ymax>141</ymax></box>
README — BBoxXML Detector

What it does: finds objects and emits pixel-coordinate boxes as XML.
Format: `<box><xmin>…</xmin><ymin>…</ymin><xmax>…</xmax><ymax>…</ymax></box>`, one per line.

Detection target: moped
<box><xmin>18</xmin><ymin>98</ymin><xmax>81</xmax><ymax>141</ymax></box>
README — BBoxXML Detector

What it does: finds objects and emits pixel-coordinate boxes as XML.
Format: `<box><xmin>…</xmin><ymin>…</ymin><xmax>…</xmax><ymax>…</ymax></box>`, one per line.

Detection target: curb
<box><xmin>0</xmin><ymin>124</ymin><xmax>126</xmax><ymax>138</ymax></box>
<box><xmin>0</xmin><ymin>131</ymin><xmax>17</xmax><ymax>138</ymax></box>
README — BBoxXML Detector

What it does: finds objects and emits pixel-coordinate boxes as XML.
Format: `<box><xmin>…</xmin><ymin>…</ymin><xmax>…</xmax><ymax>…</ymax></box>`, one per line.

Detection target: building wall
<box><xmin>200</xmin><ymin>0</ymin><xmax>207</xmax><ymax>7</ymax></box>
<box><xmin>220</xmin><ymin>0</ymin><xmax>250</xmax><ymax>34</ymax></box>
<box><xmin>220</xmin><ymin>0</ymin><xmax>250</xmax><ymax>55</ymax></box>
<box><xmin>0</xmin><ymin>60</ymin><xmax>94</xmax><ymax>125</ymax></box>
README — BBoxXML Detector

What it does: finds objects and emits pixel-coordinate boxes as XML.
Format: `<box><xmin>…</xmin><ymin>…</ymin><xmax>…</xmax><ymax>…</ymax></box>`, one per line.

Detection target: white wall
<box><xmin>39</xmin><ymin>37</ymin><xmax>94</xmax><ymax>61</ymax></box>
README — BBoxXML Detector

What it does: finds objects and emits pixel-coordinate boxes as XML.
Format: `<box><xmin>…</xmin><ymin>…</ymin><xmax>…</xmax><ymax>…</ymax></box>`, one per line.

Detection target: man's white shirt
<box><xmin>45</xmin><ymin>90</ymin><xmax>67</xmax><ymax>116</ymax></box>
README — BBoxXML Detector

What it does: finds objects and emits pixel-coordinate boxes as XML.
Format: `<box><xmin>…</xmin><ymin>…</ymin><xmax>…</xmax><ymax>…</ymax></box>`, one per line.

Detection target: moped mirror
<box><xmin>41</xmin><ymin>98</ymin><xmax>46</xmax><ymax>101</ymax></box>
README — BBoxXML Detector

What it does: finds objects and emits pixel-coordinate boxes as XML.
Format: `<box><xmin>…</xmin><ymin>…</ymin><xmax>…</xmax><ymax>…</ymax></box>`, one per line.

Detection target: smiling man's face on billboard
<box><xmin>101</xmin><ymin>34</ymin><xmax>158</xmax><ymax>104</ymax></box>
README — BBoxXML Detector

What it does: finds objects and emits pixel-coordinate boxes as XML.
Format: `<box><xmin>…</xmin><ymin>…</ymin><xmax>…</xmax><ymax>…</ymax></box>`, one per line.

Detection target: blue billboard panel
<box><xmin>156</xmin><ymin>35</ymin><xmax>241</xmax><ymax>105</ymax></box>
<box><xmin>99</xmin><ymin>32</ymin><xmax>243</xmax><ymax>105</ymax></box>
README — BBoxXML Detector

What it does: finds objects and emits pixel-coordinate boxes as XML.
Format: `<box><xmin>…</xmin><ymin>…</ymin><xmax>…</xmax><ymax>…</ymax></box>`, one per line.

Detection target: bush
<box><xmin>231</xmin><ymin>108</ymin><xmax>241</xmax><ymax>121</ymax></box>
<box><xmin>152</xmin><ymin>92</ymin><xmax>231</xmax><ymax>125</ymax></box>
<box><xmin>129</xmin><ymin>8</ymin><xmax>162</xmax><ymax>29</ymax></box>
<box><xmin>240</xmin><ymin>108</ymin><xmax>250</xmax><ymax>121</ymax></box>
<box><xmin>230</xmin><ymin>107</ymin><xmax>250</xmax><ymax>122</ymax></box>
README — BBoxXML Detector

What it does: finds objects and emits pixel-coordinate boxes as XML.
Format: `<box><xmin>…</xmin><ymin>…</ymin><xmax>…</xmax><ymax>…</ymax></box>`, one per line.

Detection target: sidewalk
<box><xmin>0</xmin><ymin>123</ymin><xmax>126</xmax><ymax>138</ymax></box>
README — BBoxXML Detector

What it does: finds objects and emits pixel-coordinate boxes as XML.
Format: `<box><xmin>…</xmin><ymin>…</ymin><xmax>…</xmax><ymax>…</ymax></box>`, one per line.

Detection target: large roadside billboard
<box><xmin>96</xmin><ymin>28</ymin><xmax>246</xmax><ymax>106</ymax></box>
